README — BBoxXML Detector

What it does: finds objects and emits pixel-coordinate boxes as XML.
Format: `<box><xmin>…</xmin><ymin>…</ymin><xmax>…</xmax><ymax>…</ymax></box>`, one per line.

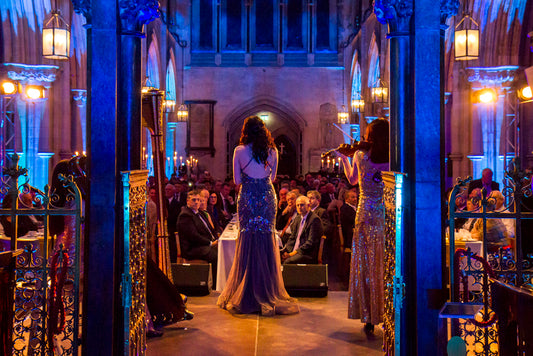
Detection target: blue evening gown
<box><xmin>217</xmin><ymin>173</ymin><xmax>299</xmax><ymax>315</ymax></box>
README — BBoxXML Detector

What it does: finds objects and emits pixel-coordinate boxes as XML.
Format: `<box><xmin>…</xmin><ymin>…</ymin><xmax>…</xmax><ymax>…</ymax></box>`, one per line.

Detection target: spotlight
<box><xmin>24</xmin><ymin>85</ymin><xmax>45</xmax><ymax>100</ymax></box>
<box><xmin>517</xmin><ymin>85</ymin><xmax>532</xmax><ymax>103</ymax></box>
<box><xmin>473</xmin><ymin>88</ymin><xmax>497</xmax><ymax>104</ymax></box>
<box><xmin>1</xmin><ymin>80</ymin><xmax>18</xmax><ymax>95</ymax></box>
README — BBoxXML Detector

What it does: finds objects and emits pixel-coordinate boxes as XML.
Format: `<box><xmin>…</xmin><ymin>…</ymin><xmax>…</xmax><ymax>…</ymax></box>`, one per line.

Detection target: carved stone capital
<box><xmin>72</xmin><ymin>89</ymin><xmax>87</xmax><ymax>108</ymax></box>
<box><xmin>440</xmin><ymin>0</ymin><xmax>459</xmax><ymax>24</ymax></box>
<box><xmin>119</xmin><ymin>0</ymin><xmax>160</xmax><ymax>34</ymax></box>
<box><xmin>374</xmin><ymin>0</ymin><xmax>413</xmax><ymax>30</ymax></box>
<box><xmin>72</xmin><ymin>0</ymin><xmax>91</xmax><ymax>22</ymax></box>
<box><xmin>2</xmin><ymin>63</ymin><xmax>59</xmax><ymax>84</ymax></box>
<box><xmin>467</xmin><ymin>66</ymin><xmax>520</xmax><ymax>87</ymax></box>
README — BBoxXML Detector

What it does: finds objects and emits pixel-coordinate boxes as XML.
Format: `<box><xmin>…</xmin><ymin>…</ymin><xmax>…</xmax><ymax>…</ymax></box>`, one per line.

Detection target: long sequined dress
<box><xmin>217</xmin><ymin>173</ymin><xmax>299</xmax><ymax>315</ymax></box>
<box><xmin>348</xmin><ymin>150</ymin><xmax>385</xmax><ymax>324</ymax></box>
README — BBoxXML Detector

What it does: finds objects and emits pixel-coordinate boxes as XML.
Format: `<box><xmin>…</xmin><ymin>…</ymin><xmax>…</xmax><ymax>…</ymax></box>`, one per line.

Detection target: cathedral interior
<box><xmin>1</xmin><ymin>0</ymin><xmax>533</xmax><ymax>354</ymax></box>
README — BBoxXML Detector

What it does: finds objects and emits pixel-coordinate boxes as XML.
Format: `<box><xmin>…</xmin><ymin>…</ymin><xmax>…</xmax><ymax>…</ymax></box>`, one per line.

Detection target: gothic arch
<box><xmin>146</xmin><ymin>34</ymin><xmax>161</xmax><ymax>88</ymax></box>
<box><xmin>222</xmin><ymin>95</ymin><xmax>307</xmax><ymax>135</ymax></box>
<box><xmin>165</xmin><ymin>50</ymin><xmax>177</xmax><ymax>100</ymax></box>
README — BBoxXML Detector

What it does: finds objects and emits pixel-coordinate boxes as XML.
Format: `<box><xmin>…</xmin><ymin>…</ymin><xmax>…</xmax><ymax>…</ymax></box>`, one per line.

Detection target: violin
<box><xmin>321</xmin><ymin>141</ymin><xmax>372</xmax><ymax>159</ymax></box>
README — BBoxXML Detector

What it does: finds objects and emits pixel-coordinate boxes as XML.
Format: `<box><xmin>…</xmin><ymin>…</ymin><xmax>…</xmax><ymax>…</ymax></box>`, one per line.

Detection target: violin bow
<box><xmin>332</xmin><ymin>123</ymin><xmax>356</xmax><ymax>142</ymax></box>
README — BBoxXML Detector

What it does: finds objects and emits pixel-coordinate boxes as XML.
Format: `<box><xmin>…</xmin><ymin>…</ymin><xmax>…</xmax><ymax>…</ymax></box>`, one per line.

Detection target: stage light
<box><xmin>25</xmin><ymin>85</ymin><xmax>45</xmax><ymax>100</ymax></box>
<box><xmin>1</xmin><ymin>81</ymin><xmax>18</xmax><ymax>95</ymax></box>
<box><xmin>517</xmin><ymin>86</ymin><xmax>532</xmax><ymax>102</ymax></box>
<box><xmin>473</xmin><ymin>88</ymin><xmax>497</xmax><ymax>104</ymax></box>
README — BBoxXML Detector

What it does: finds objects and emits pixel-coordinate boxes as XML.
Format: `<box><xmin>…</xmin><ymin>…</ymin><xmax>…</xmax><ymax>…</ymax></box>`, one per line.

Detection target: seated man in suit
<box><xmin>339</xmin><ymin>189</ymin><xmax>358</xmax><ymax>250</ymax></box>
<box><xmin>468</xmin><ymin>168</ymin><xmax>500</xmax><ymax>196</ymax></box>
<box><xmin>307</xmin><ymin>190</ymin><xmax>332</xmax><ymax>235</ymax></box>
<box><xmin>177</xmin><ymin>190</ymin><xmax>218</xmax><ymax>284</ymax></box>
<box><xmin>281</xmin><ymin>196</ymin><xmax>323</xmax><ymax>264</ymax></box>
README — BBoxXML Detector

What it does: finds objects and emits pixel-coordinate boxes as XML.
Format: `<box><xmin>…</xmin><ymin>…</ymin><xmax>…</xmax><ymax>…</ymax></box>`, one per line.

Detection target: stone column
<box><xmin>73</xmin><ymin>0</ymin><xmax>160</xmax><ymax>353</ymax></box>
<box><xmin>374</xmin><ymin>0</ymin><xmax>458</xmax><ymax>352</ymax></box>
<box><xmin>72</xmin><ymin>89</ymin><xmax>87</xmax><ymax>152</ymax></box>
<box><xmin>166</xmin><ymin>122</ymin><xmax>178</xmax><ymax>177</ymax></box>
<box><xmin>6</xmin><ymin>64</ymin><xmax>58</xmax><ymax>190</ymax></box>
<box><xmin>466</xmin><ymin>66</ymin><xmax>518</xmax><ymax>183</ymax></box>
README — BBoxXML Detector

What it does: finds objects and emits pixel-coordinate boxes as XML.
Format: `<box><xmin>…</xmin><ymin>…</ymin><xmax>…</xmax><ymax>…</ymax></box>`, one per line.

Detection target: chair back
<box><xmin>317</xmin><ymin>235</ymin><xmax>327</xmax><ymax>265</ymax></box>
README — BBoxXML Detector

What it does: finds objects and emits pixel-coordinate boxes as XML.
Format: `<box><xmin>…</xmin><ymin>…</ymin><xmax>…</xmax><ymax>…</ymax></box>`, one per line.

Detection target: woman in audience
<box><xmin>217</xmin><ymin>116</ymin><xmax>299</xmax><ymax>316</ymax></box>
<box><xmin>337</xmin><ymin>118</ymin><xmax>389</xmax><ymax>335</ymax></box>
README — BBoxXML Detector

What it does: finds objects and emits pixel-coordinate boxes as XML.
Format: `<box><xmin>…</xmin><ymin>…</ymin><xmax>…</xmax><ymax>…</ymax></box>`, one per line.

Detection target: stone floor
<box><xmin>147</xmin><ymin>291</ymin><xmax>383</xmax><ymax>356</ymax></box>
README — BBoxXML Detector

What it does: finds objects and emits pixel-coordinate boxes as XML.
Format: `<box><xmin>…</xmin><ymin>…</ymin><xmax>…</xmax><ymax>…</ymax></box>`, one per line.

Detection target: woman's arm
<box><xmin>339</xmin><ymin>152</ymin><xmax>359</xmax><ymax>185</ymax></box>
<box><xmin>269</xmin><ymin>148</ymin><xmax>278</xmax><ymax>182</ymax></box>
<box><xmin>233</xmin><ymin>146</ymin><xmax>242</xmax><ymax>186</ymax></box>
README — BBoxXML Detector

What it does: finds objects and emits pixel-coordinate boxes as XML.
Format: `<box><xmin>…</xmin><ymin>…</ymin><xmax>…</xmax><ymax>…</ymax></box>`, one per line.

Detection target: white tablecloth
<box><xmin>216</xmin><ymin>217</ymin><xmax>238</xmax><ymax>292</ymax></box>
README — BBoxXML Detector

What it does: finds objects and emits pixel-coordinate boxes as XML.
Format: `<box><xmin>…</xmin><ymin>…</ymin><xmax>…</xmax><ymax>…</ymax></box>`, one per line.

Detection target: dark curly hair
<box><xmin>367</xmin><ymin>118</ymin><xmax>389</xmax><ymax>164</ymax></box>
<box><xmin>239</xmin><ymin>116</ymin><xmax>276</xmax><ymax>165</ymax></box>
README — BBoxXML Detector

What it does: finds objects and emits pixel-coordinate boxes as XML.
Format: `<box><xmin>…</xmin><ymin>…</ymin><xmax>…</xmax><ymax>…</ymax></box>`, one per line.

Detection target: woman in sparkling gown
<box><xmin>338</xmin><ymin>118</ymin><xmax>389</xmax><ymax>333</ymax></box>
<box><xmin>217</xmin><ymin>116</ymin><xmax>299</xmax><ymax>316</ymax></box>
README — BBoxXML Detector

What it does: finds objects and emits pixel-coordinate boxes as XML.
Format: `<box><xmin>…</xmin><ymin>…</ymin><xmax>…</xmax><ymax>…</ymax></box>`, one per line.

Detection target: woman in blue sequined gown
<box><xmin>217</xmin><ymin>116</ymin><xmax>299</xmax><ymax>316</ymax></box>
<box><xmin>338</xmin><ymin>118</ymin><xmax>390</xmax><ymax>333</ymax></box>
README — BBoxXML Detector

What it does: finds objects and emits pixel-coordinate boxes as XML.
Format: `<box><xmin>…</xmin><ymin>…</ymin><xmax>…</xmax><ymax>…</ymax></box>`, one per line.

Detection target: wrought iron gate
<box><xmin>0</xmin><ymin>154</ymin><xmax>83</xmax><ymax>355</ymax></box>
<box><xmin>447</xmin><ymin>161</ymin><xmax>533</xmax><ymax>355</ymax></box>
<box><xmin>121</xmin><ymin>170</ymin><xmax>148</xmax><ymax>356</ymax></box>
<box><xmin>383</xmin><ymin>172</ymin><xmax>406</xmax><ymax>355</ymax></box>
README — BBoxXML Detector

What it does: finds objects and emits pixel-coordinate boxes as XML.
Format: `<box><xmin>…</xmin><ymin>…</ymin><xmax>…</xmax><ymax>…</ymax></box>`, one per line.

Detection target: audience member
<box><xmin>307</xmin><ymin>190</ymin><xmax>331</xmax><ymax>235</ymax></box>
<box><xmin>277</xmin><ymin>190</ymin><xmax>298</xmax><ymax>244</ymax></box>
<box><xmin>165</xmin><ymin>184</ymin><xmax>181</xmax><ymax>262</ymax></box>
<box><xmin>340</xmin><ymin>190</ymin><xmax>358</xmax><ymax>250</ymax></box>
<box><xmin>281</xmin><ymin>196</ymin><xmax>323</xmax><ymax>264</ymax></box>
<box><xmin>468</xmin><ymin>168</ymin><xmax>499</xmax><ymax>196</ymax></box>
<box><xmin>146</xmin><ymin>187</ymin><xmax>158</xmax><ymax>262</ymax></box>
<box><xmin>176</xmin><ymin>190</ymin><xmax>218</xmax><ymax>283</ymax></box>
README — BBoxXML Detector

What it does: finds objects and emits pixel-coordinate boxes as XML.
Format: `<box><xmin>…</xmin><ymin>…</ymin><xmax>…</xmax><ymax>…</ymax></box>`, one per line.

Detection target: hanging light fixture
<box><xmin>176</xmin><ymin>41</ymin><xmax>188</xmax><ymax>122</ymax></box>
<box><xmin>338</xmin><ymin>63</ymin><xmax>349</xmax><ymax>124</ymax></box>
<box><xmin>338</xmin><ymin>105</ymin><xmax>349</xmax><ymax>124</ymax></box>
<box><xmin>371</xmin><ymin>78</ymin><xmax>389</xmax><ymax>104</ymax></box>
<box><xmin>43</xmin><ymin>5</ymin><xmax>70</xmax><ymax>60</ymax></box>
<box><xmin>351</xmin><ymin>93</ymin><xmax>365</xmax><ymax>114</ymax></box>
<box><xmin>454</xmin><ymin>11</ymin><xmax>479</xmax><ymax>61</ymax></box>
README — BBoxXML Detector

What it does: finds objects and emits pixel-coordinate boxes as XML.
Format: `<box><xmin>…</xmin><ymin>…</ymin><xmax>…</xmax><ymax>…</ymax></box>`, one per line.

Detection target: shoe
<box><xmin>182</xmin><ymin>309</ymin><xmax>194</xmax><ymax>321</ymax></box>
<box><xmin>364</xmin><ymin>323</ymin><xmax>374</xmax><ymax>334</ymax></box>
<box><xmin>180</xmin><ymin>294</ymin><xmax>188</xmax><ymax>304</ymax></box>
<box><xmin>146</xmin><ymin>328</ymin><xmax>163</xmax><ymax>338</ymax></box>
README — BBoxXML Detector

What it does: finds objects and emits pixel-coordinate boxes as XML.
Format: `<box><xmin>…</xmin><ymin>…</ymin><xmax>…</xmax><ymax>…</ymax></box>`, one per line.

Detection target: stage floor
<box><xmin>147</xmin><ymin>291</ymin><xmax>383</xmax><ymax>356</ymax></box>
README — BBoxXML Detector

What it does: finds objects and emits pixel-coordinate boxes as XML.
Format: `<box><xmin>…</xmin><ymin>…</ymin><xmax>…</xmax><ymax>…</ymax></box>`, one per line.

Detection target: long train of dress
<box><xmin>217</xmin><ymin>173</ymin><xmax>299</xmax><ymax>315</ymax></box>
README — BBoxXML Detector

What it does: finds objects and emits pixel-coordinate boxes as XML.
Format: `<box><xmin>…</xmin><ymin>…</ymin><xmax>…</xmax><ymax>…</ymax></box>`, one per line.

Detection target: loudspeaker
<box><xmin>281</xmin><ymin>264</ymin><xmax>328</xmax><ymax>297</ymax></box>
<box><xmin>171</xmin><ymin>263</ymin><xmax>212</xmax><ymax>296</ymax></box>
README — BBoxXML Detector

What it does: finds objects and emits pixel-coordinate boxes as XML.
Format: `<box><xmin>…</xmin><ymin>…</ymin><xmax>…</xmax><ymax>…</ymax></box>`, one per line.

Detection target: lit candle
<box><xmin>173</xmin><ymin>156</ymin><xmax>177</xmax><ymax>168</ymax></box>
<box><xmin>75</xmin><ymin>151</ymin><xmax>79</xmax><ymax>156</ymax></box>
<box><xmin>82</xmin><ymin>151</ymin><xmax>86</xmax><ymax>156</ymax></box>
<box><xmin>180</xmin><ymin>156</ymin><xmax>183</xmax><ymax>165</ymax></box>
<box><xmin>321</xmin><ymin>159</ymin><xmax>324</xmax><ymax>169</ymax></box>
<box><xmin>142</xmin><ymin>147</ymin><xmax>146</xmax><ymax>160</ymax></box>
<box><xmin>327</xmin><ymin>158</ymin><xmax>330</xmax><ymax>169</ymax></box>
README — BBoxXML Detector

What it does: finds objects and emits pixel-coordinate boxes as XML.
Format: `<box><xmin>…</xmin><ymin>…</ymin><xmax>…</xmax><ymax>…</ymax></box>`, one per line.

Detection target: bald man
<box><xmin>281</xmin><ymin>196</ymin><xmax>323</xmax><ymax>264</ymax></box>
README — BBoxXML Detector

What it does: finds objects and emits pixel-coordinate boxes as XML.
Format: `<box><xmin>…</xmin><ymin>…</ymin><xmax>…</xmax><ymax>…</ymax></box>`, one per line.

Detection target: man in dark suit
<box><xmin>320</xmin><ymin>183</ymin><xmax>337</xmax><ymax>209</ymax></box>
<box><xmin>282</xmin><ymin>196</ymin><xmax>324</xmax><ymax>264</ymax></box>
<box><xmin>339</xmin><ymin>190</ymin><xmax>358</xmax><ymax>250</ymax></box>
<box><xmin>176</xmin><ymin>190</ymin><xmax>218</xmax><ymax>283</ymax></box>
<box><xmin>468</xmin><ymin>168</ymin><xmax>500</xmax><ymax>196</ymax></box>
<box><xmin>307</xmin><ymin>190</ymin><xmax>332</xmax><ymax>234</ymax></box>
<box><xmin>165</xmin><ymin>184</ymin><xmax>182</xmax><ymax>262</ymax></box>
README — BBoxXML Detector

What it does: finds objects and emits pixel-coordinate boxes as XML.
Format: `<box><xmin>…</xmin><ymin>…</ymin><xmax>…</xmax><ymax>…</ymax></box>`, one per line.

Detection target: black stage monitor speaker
<box><xmin>171</xmin><ymin>263</ymin><xmax>212</xmax><ymax>296</ymax></box>
<box><xmin>281</xmin><ymin>264</ymin><xmax>328</xmax><ymax>297</ymax></box>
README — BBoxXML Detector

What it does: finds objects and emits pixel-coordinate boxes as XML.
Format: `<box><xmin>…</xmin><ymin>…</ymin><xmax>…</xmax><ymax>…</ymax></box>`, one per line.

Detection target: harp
<box><xmin>142</xmin><ymin>89</ymin><xmax>172</xmax><ymax>278</ymax></box>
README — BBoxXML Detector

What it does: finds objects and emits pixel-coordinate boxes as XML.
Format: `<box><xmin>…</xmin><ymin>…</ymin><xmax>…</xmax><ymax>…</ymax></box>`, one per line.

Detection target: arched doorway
<box><xmin>274</xmin><ymin>135</ymin><xmax>297</xmax><ymax>177</ymax></box>
<box><xmin>223</xmin><ymin>96</ymin><xmax>306</xmax><ymax>178</ymax></box>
